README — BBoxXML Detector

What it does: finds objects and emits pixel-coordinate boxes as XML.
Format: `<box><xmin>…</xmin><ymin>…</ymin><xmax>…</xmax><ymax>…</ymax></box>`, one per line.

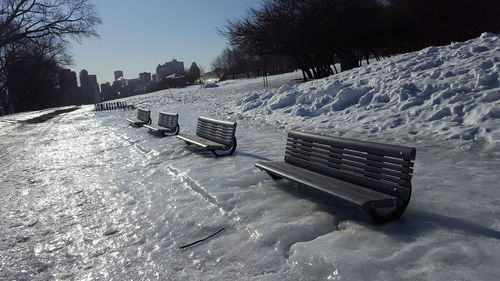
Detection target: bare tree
<box><xmin>0</xmin><ymin>0</ymin><xmax>101</xmax><ymax>47</ymax></box>
<box><xmin>0</xmin><ymin>0</ymin><xmax>101</xmax><ymax>113</ymax></box>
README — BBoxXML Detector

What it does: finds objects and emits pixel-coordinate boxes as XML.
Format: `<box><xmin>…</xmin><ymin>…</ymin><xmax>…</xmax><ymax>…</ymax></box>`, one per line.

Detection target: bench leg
<box><xmin>210</xmin><ymin>137</ymin><xmax>237</xmax><ymax>157</ymax></box>
<box><xmin>367</xmin><ymin>200</ymin><xmax>409</xmax><ymax>224</ymax></box>
<box><xmin>162</xmin><ymin>124</ymin><xmax>180</xmax><ymax>136</ymax></box>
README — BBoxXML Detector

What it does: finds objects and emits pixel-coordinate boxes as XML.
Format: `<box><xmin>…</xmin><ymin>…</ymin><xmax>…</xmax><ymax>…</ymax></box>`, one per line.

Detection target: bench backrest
<box><xmin>158</xmin><ymin>112</ymin><xmax>178</xmax><ymax>129</ymax></box>
<box><xmin>137</xmin><ymin>108</ymin><xmax>150</xmax><ymax>122</ymax></box>
<box><xmin>285</xmin><ymin>130</ymin><xmax>416</xmax><ymax>201</ymax></box>
<box><xmin>196</xmin><ymin>116</ymin><xmax>237</xmax><ymax>146</ymax></box>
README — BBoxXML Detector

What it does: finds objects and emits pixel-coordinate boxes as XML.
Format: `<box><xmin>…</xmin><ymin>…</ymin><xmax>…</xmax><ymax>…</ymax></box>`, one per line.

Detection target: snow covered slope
<box><xmin>236</xmin><ymin>33</ymin><xmax>500</xmax><ymax>144</ymax></box>
<box><xmin>0</xmin><ymin>34</ymin><xmax>499</xmax><ymax>281</ymax></box>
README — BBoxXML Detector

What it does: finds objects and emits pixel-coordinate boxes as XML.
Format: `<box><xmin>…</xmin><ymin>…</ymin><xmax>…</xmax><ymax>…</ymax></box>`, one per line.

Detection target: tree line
<box><xmin>0</xmin><ymin>0</ymin><xmax>101</xmax><ymax>114</ymax></box>
<box><xmin>216</xmin><ymin>0</ymin><xmax>500</xmax><ymax>81</ymax></box>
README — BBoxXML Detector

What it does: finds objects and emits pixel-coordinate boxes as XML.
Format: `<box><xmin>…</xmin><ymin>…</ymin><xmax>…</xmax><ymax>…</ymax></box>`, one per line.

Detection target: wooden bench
<box><xmin>176</xmin><ymin>116</ymin><xmax>237</xmax><ymax>156</ymax></box>
<box><xmin>125</xmin><ymin>108</ymin><xmax>151</xmax><ymax>127</ymax></box>
<box><xmin>255</xmin><ymin>130</ymin><xmax>417</xmax><ymax>223</ymax></box>
<box><xmin>144</xmin><ymin>112</ymin><xmax>180</xmax><ymax>135</ymax></box>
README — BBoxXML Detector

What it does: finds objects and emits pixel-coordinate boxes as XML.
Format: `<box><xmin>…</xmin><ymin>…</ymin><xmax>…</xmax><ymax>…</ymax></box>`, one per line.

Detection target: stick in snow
<box><xmin>179</xmin><ymin>228</ymin><xmax>225</xmax><ymax>249</ymax></box>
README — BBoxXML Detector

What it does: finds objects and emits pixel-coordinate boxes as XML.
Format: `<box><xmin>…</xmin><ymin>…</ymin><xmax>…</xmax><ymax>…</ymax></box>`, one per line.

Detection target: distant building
<box><xmin>156</xmin><ymin>59</ymin><xmax>184</xmax><ymax>82</ymax></box>
<box><xmin>79</xmin><ymin>69</ymin><xmax>89</xmax><ymax>88</ymax></box>
<box><xmin>152</xmin><ymin>74</ymin><xmax>157</xmax><ymax>83</ymax></box>
<box><xmin>100</xmin><ymin>82</ymin><xmax>114</xmax><ymax>101</ymax></box>
<box><xmin>139</xmin><ymin>72</ymin><xmax>152</xmax><ymax>84</ymax></box>
<box><xmin>114</xmin><ymin>70</ymin><xmax>124</xmax><ymax>81</ymax></box>
<box><xmin>126</xmin><ymin>78</ymin><xmax>145</xmax><ymax>93</ymax></box>
<box><xmin>79</xmin><ymin>70</ymin><xmax>100</xmax><ymax>104</ymax></box>
<box><xmin>88</xmin><ymin>75</ymin><xmax>101</xmax><ymax>102</ymax></box>
<box><xmin>57</xmin><ymin>69</ymin><xmax>78</xmax><ymax>106</ymax></box>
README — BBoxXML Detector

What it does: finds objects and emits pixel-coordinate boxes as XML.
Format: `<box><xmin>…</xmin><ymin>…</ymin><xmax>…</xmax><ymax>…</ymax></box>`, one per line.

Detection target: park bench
<box><xmin>255</xmin><ymin>130</ymin><xmax>417</xmax><ymax>223</ymax></box>
<box><xmin>144</xmin><ymin>111</ymin><xmax>180</xmax><ymax>135</ymax></box>
<box><xmin>125</xmin><ymin>108</ymin><xmax>151</xmax><ymax>127</ymax></box>
<box><xmin>176</xmin><ymin>116</ymin><xmax>237</xmax><ymax>156</ymax></box>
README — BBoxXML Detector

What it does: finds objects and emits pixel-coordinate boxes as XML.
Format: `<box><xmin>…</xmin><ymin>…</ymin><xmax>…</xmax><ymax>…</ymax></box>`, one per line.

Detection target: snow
<box><xmin>1</xmin><ymin>34</ymin><xmax>499</xmax><ymax>280</ymax></box>
<box><xmin>200</xmin><ymin>83</ymin><xmax>219</xmax><ymax>88</ymax></box>
<box><xmin>236</xmin><ymin>32</ymin><xmax>500</xmax><ymax>144</ymax></box>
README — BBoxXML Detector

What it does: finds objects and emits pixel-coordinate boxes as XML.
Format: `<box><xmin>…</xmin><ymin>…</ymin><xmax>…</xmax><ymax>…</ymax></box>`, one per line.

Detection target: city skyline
<box><xmin>70</xmin><ymin>0</ymin><xmax>262</xmax><ymax>84</ymax></box>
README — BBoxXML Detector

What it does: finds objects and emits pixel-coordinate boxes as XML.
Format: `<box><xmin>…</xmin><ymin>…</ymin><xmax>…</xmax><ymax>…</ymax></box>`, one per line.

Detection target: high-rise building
<box><xmin>79</xmin><ymin>69</ymin><xmax>93</xmax><ymax>104</ymax></box>
<box><xmin>139</xmin><ymin>72</ymin><xmax>152</xmax><ymax>84</ymax></box>
<box><xmin>79</xmin><ymin>70</ymin><xmax>101</xmax><ymax>104</ymax></box>
<box><xmin>79</xmin><ymin>69</ymin><xmax>89</xmax><ymax>88</ymax></box>
<box><xmin>156</xmin><ymin>59</ymin><xmax>184</xmax><ymax>81</ymax></box>
<box><xmin>114</xmin><ymin>70</ymin><xmax>124</xmax><ymax>81</ymax></box>
<box><xmin>100</xmin><ymin>82</ymin><xmax>115</xmax><ymax>101</ymax></box>
<box><xmin>88</xmin><ymin>75</ymin><xmax>101</xmax><ymax>102</ymax></box>
<box><xmin>57</xmin><ymin>69</ymin><xmax>79</xmax><ymax>106</ymax></box>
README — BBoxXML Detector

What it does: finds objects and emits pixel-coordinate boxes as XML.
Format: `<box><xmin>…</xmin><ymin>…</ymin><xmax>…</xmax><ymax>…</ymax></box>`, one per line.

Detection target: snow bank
<box><xmin>236</xmin><ymin>33</ymin><xmax>500</xmax><ymax>143</ymax></box>
<box><xmin>201</xmin><ymin>83</ymin><xmax>219</xmax><ymax>88</ymax></box>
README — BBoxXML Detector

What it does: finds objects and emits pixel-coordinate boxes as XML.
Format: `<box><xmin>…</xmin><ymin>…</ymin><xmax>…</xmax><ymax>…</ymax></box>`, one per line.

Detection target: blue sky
<box><xmin>71</xmin><ymin>0</ymin><xmax>262</xmax><ymax>84</ymax></box>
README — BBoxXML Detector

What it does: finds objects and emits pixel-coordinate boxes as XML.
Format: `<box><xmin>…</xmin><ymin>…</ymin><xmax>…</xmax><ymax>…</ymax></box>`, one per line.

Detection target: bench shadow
<box><xmin>269</xmin><ymin>179</ymin><xmax>500</xmax><ymax>241</ymax></box>
<box><xmin>234</xmin><ymin>151</ymin><xmax>272</xmax><ymax>161</ymax></box>
<box><xmin>179</xmin><ymin>146</ymin><xmax>271</xmax><ymax>160</ymax></box>
<box><xmin>390</xmin><ymin>209</ymin><xmax>500</xmax><ymax>241</ymax></box>
<box><xmin>147</xmin><ymin>131</ymin><xmax>167</xmax><ymax>138</ymax></box>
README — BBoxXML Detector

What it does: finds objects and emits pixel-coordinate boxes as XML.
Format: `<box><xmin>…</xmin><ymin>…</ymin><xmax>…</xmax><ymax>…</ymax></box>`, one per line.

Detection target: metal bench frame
<box><xmin>176</xmin><ymin>116</ymin><xmax>237</xmax><ymax>156</ymax></box>
<box><xmin>125</xmin><ymin>108</ymin><xmax>152</xmax><ymax>127</ymax></box>
<box><xmin>255</xmin><ymin>130</ymin><xmax>417</xmax><ymax>223</ymax></box>
<box><xmin>144</xmin><ymin>112</ymin><xmax>180</xmax><ymax>135</ymax></box>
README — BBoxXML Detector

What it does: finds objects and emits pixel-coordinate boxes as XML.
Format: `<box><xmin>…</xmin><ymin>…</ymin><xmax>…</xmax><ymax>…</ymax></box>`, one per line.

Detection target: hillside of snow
<box><xmin>0</xmin><ymin>34</ymin><xmax>499</xmax><ymax>281</ymax></box>
<box><xmin>236</xmin><ymin>32</ymin><xmax>500</xmax><ymax>144</ymax></box>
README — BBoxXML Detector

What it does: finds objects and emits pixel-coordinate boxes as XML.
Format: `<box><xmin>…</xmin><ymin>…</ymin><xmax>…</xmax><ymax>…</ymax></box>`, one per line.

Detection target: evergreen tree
<box><xmin>187</xmin><ymin>62</ymin><xmax>201</xmax><ymax>84</ymax></box>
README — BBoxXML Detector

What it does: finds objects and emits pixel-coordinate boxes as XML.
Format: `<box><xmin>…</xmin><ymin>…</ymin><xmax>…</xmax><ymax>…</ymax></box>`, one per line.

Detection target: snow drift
<box><xmin>236</xmin><ymin>33</ymin><xmax>500</xmax><ymax>143</ymax></box>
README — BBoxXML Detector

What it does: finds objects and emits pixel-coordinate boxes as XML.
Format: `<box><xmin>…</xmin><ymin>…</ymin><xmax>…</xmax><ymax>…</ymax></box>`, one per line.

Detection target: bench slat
<box><xmin>157</xmin><ymin>112</ymin><xmax>178</xmax><ymax>130</ymax></box>
<box><xmin>285</xmin><ymin>150</ymin><xmax>412</xmax><ymax>186</ymax></box>
<box><xmin>289</xmin><ymin>130</ymin><xmax>416</xmax><ymax>160</ymax></box>
<box><xmin>126</xmin><ymin>108</ymin><xmax>150</xmax><ymax>126</ymax></box>
<box><xmin>196</xmin><ymin>130</ymin><xmax>234</xmax><ymax>141</ymax></box>
<box><xmin>196</xmin><ymin>116</ymin><xmax>236</xmax><ymax>146</ymax></box>
<box><xmin>137</xmin><ymin>109</ymin><xmax>151</xmax><ymax>123</ymax></box>
<box><xmin>198</xmin><ymin>116</ymin><xmax>237</xmax><ymax>128</ymax></box>
<box><xmin>285</xmin><ymin>155</ymin><xmax>411</xmax><ymax>200</ymax></box>
<box><xmin>255</xmin><ymin>161</ymin><xmax>401</xmax><ymax>208</ymax></box>
<box><xmin>197</xmin><ymin>122</ymin><xmax>236</xmax><ymax>135</ymax></box>
<box><xmin>285</xmin><ymin>148</ymin><xmax>413</xmax><ymax>181</ymax></box>
<box><xmin>177</xmin><ymin>134</ymin><xmax>225</xmax><ymax>150</ymax></box>
<box><xmin>144</xmin><ymin>124</ymin><xmax>175</xmax><ymax>133</ymax></box>
<box><xmin>287</xmin><ymin>138</ymin><xmax>414</xmax><ymax>168</ymax></box>
<box><xmin>197</xmin><ymin>128</ymin><xmax>236</xmax><ymax>138</ymax></box>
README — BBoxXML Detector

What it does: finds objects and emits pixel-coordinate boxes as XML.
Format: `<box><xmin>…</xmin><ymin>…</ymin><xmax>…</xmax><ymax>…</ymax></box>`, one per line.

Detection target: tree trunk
<box><xmin>340</xmin><ymin>53</ymin><xmax>359</xmax><ymax>72</ymax></box>
<box><xmin>302</xmin><ymin>67</ymin><xmax>313</xmax><ymax>80</ymax></box>
<box><xmin>333</xmin><ymin>63</ymin><xmax>338</xmax><ymax>74</ymax></box>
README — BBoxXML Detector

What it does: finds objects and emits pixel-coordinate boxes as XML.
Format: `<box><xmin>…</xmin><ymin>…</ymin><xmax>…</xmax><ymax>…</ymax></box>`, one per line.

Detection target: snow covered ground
<box><xmin>1</xmin><ymin>34</ymin><xmax>499</xmax><ymax>280</ymax></box>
